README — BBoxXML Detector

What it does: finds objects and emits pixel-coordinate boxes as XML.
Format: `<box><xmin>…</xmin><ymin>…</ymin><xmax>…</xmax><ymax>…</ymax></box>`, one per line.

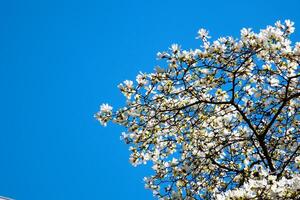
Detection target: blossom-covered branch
<box><xmin>95</xmin><ymin>20</ymin><xmax>300</xmax><ymax>199</ymax></box>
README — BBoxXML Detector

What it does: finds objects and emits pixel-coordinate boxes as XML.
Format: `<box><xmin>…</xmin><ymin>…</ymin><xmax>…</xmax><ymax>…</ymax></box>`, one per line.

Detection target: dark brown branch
<box><xmin>209</xmin><ymin>157</ymin><xmax>242</xmax><ymax>173</ymax></box>
<box><xmin>232</xmin><ymin>103</ymin><xmax>276</xmax><ymax>172</ymax></box>
<box><xmin>162</xmin><ymin>100</ymin><xmax>231</xmax><ymax>112</ymax></box>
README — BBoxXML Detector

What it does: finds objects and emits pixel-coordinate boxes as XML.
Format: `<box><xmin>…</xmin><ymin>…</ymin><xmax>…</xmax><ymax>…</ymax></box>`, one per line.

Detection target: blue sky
<box><xmin>0</xmin><ymin>0</ymin><xmax>299</xmax><ymax>199</ymax></box>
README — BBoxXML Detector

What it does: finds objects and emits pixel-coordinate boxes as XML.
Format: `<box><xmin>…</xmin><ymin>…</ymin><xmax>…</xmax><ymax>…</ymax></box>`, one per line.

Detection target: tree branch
<box><xmin>232</xmin><ymin>103</ymin><xmax>276</xmax><ymax>172</ymax></box>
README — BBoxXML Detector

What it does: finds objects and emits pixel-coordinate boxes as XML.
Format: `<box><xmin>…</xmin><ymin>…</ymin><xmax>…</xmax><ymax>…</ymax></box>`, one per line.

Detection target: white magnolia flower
<box><xmin>123</xmin><ymin>80</ymin><xmax>133</xmax><ymax>88</ymax></box>
<box><xmin>270</xmin><ymin>77</ymin><xmax>280</xmax><ymax>87</ymax></box>
<box><xmin>241</xmin><ymin>28</ymin><xmax>252</xmax><ymax>37</ymax></box>
<box><xmin>285</xmin><ymin>19</ymin><xmax>295</xmax><ymax>33</ymax></box>
<box><xmin>295</xmin><ymin>156</ymin><xmax>300</xmax><ymax>164</ymax></box>
<box><xmin>136</xmin><ymin>73</ymin><xmax>148</xmax><ymax>85</ymax></box>
<box><xmin>171</xmin><ymin>158</ymin><xmax>178</xmax><ymax>165</ymax></box>
<box><xmin>197</xmin><ymin>28</ymin><xmax>210</xmax><ymax>39</ymax></box>
<box><xmin>157</xmin><ymin>51</ymin><xmax>170</xmax><ymax>59</ymax></box>
<box><xmin>294</xmin><ymin>42</ymin><xmax>300</xmax><ymax>55</ymax></box>
<box><xmin>170</xmin><ymin>43</ymin><xmax>180</xmax><ymax>54</ymax></box>
<box><xmin>100</xmin><ymin>103</ymin><xmax>113</xmax><ymax>113</ymax></box>
<box><xmin>244</xmin><ymin>85</ymin><xmax>255</xmax><ymax>95</ymax></box>
<box><xmin>263</xmin><ymin>64</ymin><xmax>271</xmax><ymax>70</ymax></box>
<box><xmin>275</xmin><ymin>20</ymin><xmax>284</xmax><ymax>29</ymax></box>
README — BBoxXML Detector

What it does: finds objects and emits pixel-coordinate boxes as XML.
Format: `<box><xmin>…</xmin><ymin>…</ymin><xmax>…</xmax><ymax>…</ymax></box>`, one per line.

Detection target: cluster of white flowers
<box><xmin>118</xmin><ymin>80</ymin><xmax>134</xmax><ymax>99</ymax></box>
<box><xmin>216</xmin><ymin>166</ymin><xmax>300</xmax><ymax>199</ymax></box>
<box><xmin>96</xmin><ymin>20</ymin><xmax>300</xmax><ymax>199</ymax></box>
<box><xmin>94</xmin><ymin>103</ymin><xmax>113</xmax><ymax>126</ymax></box>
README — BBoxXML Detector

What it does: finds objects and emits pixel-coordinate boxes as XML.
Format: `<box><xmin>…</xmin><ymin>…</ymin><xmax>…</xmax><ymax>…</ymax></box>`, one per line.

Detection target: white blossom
<box><xmin>170</xmin><ymin>43</ymin><xmax>180</xmax><ymax>54</ymax></box>
<box><xmin>100</xmin><ymin>103</ymin><xmax>113</xmax><ymax>113</ymax></box>
<box><xmin>285</xmin><ymin>19</ymin><xmax>295</xmax><ymax>33</ymax></box>
<box><xmin>123</xmin><ymin>80</ymin><xmax>133</xmax><ymax>88</ymax></box>
<box><xmin>136</xmin><ymin>72</ymin><xmax>148</xmax><ymax>85</ymax></box>
<box><xmin>196</xmin><ymin>28</ymin><xmax>210</xmax><ymax>39</ymax></box>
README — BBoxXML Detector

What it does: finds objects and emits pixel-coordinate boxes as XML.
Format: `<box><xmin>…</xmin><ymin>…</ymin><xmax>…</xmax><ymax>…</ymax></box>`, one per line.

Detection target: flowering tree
<box><xmin>95</xmin><ymin>20</ymin><xmax>300</xmax><ymax>199</ymax></box>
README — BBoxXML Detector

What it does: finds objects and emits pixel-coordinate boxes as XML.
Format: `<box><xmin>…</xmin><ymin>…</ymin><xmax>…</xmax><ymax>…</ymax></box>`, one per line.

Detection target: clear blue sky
<box><xmin>0</xmin><ymin>0</ymin><xmax>299</xmax><ymax>199</ymax></box>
